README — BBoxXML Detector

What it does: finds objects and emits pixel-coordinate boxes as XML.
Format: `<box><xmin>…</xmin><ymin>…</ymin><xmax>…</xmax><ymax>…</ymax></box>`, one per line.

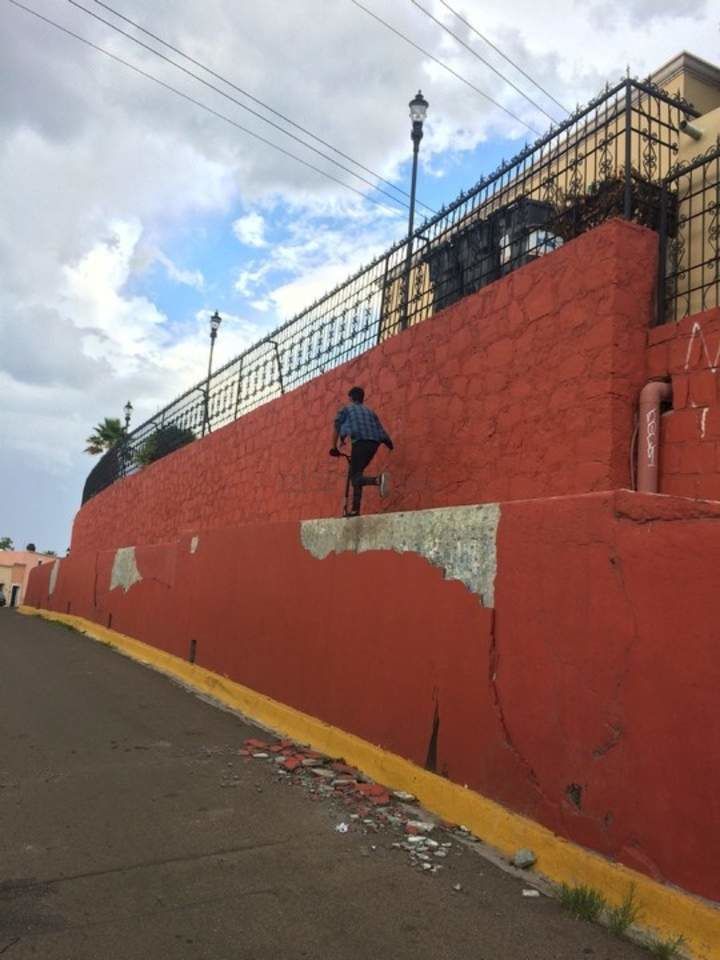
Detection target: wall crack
<box><xmin>488</xmin><ymin>610</ymin><xmax>554</xmax><ymax>809</ymax></box>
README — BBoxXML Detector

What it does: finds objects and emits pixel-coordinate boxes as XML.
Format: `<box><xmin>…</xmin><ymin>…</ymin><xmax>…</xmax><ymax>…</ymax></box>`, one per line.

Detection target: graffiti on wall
<box><xmin>684</xmin><ymin>320</ymin><xmax>720</xmax><ymax>374</ymax></box>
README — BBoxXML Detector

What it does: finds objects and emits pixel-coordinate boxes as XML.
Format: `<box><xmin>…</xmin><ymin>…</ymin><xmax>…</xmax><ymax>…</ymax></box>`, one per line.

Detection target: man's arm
<box><xmin>374</xmin><ymin>412</ymin><xmax>393</xmax><ymax>449</ymax></box>
<box><xmin>330</xmin><ymin>409</ymin><xmax>347</xmax><ymax>454</ymax></box>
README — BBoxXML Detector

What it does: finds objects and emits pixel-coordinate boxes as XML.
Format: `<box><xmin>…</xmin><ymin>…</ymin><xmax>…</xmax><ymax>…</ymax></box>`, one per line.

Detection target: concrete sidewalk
<box><xmin>0</xmin><ymin>611</ymin><xmax>648</xmax><ymax>960</ymax></box>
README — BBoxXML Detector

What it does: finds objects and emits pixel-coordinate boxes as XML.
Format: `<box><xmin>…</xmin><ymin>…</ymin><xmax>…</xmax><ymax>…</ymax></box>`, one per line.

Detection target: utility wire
<box><xmin>90</xmin><ymin>0</ymin><xmax>435</xmax><ymax>215</ymax></box>
<box><xmin>437</xmin><ymin>0</ymin><xmax>569</xmax><ymax>115</ymax></box>
<box><xmin>408</xmin><ymin>0</ymin><xmax>561</xmax><ymax>124</ymax></box>
<box><xmin>348</xmin><ymin>0</ymin><xmax>541</xmax><ymax>136</ymax></box>
<box><xmin>6</xmin><ymin>0</ymin><xmax>405</xmax><ymax>213</ymax></box>
<box><xmin>63</xmin><ymin>0</ymin><xmax>416</xmax><ymax>213</ymax></box>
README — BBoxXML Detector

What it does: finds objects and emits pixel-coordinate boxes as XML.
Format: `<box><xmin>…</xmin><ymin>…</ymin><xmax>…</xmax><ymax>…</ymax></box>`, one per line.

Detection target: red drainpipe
<box><xmin>637</xmin><ymin>380</ymin><xmax>673</xmax><ymax>493</ymax></box>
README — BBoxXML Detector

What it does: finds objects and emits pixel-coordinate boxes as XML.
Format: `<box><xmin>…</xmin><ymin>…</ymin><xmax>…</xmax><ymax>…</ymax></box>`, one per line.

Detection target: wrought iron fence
<box><xmin>82</xmin><ymin>77</ymin><xmax>698</xmax><ymax>504</ymax></box>
<box><xmin>657</xmin><ymin>139</ymin><xmax>720</xmax><ymax>325</ymax></box>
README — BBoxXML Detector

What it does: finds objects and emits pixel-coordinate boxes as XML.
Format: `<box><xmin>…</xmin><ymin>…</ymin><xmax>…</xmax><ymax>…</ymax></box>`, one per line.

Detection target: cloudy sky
<box><xmin>0</xmin><ymin>0</ymin><xmax>714</xmax><ymax>551</ymax></box>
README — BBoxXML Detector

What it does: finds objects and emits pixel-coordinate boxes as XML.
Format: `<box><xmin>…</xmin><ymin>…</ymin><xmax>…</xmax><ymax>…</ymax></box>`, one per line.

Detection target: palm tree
<box><xmin>85</xmin><ymin>418</ymin><xmax>126</xmax><ymax>455</ymax></box>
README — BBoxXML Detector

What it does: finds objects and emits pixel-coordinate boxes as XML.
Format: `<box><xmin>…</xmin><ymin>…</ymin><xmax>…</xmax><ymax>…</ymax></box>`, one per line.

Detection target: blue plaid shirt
<box><xmin>334</xmin><ymin>403</ymin><xmax>391</xmax><ymax>445</ymax></box>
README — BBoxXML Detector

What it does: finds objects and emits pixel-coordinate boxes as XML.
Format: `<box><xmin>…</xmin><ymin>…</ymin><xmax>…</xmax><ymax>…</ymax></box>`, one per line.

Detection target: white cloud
<box><xmin>153</xmin><ymin>250</ymin><xmax>205</xmax><ymax>290</ymax></box>
<box><xmin>232</xmin><ymin>212</ymin><xmax>268</xmax><ymax>247</ymax></box>
<box><xmin>0</xmin><ymin>0</ymin><xmax>717</xmax><ymax>550</ymax></box>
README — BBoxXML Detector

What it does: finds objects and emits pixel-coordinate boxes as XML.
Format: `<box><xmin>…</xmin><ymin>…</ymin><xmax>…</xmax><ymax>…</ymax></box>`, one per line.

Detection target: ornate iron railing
<box><xmin>657</xmin><ymin>138</ymin><xmax>720</xmax><ymax>325</ymax></box>
<box><xmin>83</xmin><ymin>77</ymin><xmax>698</xmax><ymax>504</ymax></box>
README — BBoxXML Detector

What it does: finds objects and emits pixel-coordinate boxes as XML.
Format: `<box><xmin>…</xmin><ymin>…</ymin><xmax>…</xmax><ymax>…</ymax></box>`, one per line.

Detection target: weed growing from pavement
<box><xmin>559</xmin><ymin>883</ymin><xmax>606</xmax><ymax>922</ymax></box>
<box><xmin>607</xmin><ymin>885</ymin><xmax>640</xmax><ymax>935</ymax></box>
<box><xmin>646</xmin><ymin>935</ymin><xmax>686</xmax><ymax>959</ymax></box>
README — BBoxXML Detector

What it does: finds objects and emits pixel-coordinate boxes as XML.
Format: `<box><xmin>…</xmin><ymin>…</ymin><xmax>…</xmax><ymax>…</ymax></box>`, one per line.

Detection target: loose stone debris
<box><xmin>522</xmin><ymin>889</ymin><xmax>541</xmax><ymax>898</ymax></box>
<box><xmin>513</xmin><ymin>848</ymin><xmax>537</xmax><ymax>869</ymax></box>
<box><xmin>239</xmin><ymin>735</ymin><xmax>473</xmax><ymax>882</ymax></box>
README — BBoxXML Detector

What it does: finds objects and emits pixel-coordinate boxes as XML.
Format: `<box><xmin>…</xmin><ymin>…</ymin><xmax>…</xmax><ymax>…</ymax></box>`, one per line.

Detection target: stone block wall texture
<box><xmin>71</xmin><ymin>219</ymin><xmax>656</xmax><ymax>554</ymax></box>
<box><xmin>26</xmin><ymin>491</ymin><xmax>720</xmax><ymax>905</ymax></box>
<box><xmin>646</xmin><ymin>306</ymin><xmax>720</xmax><ymax>499</ymax></box>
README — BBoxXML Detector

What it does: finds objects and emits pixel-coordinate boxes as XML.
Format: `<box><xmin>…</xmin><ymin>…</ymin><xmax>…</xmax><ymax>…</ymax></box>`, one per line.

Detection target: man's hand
<box><xmin>329</xmin><ymin>447</ymin><xmax>341</xmax><ymax>458</ymax></box>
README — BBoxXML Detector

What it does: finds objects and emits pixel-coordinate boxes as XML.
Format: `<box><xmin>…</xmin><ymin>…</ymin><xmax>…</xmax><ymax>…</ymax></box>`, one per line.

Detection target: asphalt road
<box><xmin>0</xmin><ymin>611</ymin><xmax>649</xmax><ymax>960</ymax></box>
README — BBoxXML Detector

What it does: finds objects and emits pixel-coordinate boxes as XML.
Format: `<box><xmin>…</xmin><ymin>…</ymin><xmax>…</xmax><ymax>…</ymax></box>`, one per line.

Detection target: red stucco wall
<box><xmin>646</xmin><ymin>306</ymin><xmax>720</xmax><ymax>499</ymax></box>
<box><xmin>26</xmin><ymin>491</ymin><xmax>720</xmax><ymax>904</ymax></box>
<box><xmin>71</xmin><ymin>220</ymin><xmax>656</xmax><ymax>554</ymax></box>
<box><xmin>28</xmin><ymin>226</ymin><xmax>720</xmax><ymax>906</ymax></box>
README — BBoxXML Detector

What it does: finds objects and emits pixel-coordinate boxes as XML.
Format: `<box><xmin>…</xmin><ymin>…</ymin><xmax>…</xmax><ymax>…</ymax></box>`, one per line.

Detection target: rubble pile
<box><xmin>239</xmin><ymin>735</ymin><xmax>478</xmax><ymax>875</ymax></box>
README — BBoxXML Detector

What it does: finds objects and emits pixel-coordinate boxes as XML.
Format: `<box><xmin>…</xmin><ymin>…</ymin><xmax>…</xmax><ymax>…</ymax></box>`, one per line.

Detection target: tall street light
<box><xmin>121</xmin><ymin>401</ymin><xmax>133</xmax><ymax>477</ymax></box>
<box><xmin>401</xmin><ymin>90</ymin><xmax>429</xmax><ymax>331</ymax></box>
<box><xmin>202</xmin><ymin>311</ymin><xmax>222</xmax><ymax>437</ymax></box>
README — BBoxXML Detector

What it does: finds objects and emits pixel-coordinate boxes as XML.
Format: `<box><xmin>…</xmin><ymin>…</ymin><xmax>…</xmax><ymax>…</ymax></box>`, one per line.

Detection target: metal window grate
<box><xmin>657</xmin><ymin>139</ymin><xmax>720</xmax><ymax>326</ymax></box>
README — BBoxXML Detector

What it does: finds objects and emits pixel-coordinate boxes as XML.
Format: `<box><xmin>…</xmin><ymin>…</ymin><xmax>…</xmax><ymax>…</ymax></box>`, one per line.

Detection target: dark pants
<box><xmin>348</xmin><ymin>440</ymin><xmax>379</xmax><ymax>513</ymax></box>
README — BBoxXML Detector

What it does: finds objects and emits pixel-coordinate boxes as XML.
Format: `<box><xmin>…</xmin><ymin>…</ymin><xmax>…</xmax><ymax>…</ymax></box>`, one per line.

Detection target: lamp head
<box><xmin>409</xmin><ymin>90</ymin><xmax>429</xmax><ymax>123</ymax></box>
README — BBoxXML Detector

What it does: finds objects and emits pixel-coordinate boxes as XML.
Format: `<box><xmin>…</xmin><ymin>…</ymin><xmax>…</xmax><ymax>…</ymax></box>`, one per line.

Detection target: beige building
<box><xmin>0</xmin><ymin>550</ymin><xmax>55</xmax><ymax>608</ymax></box>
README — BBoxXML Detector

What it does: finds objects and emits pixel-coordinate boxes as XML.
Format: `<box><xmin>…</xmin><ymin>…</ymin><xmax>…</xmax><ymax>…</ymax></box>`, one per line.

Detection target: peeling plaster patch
<box><xmin>110</xmin><ymin>547</ymin><xmax>142</xmax><ymax>593</ymax></box>
<box><xmin>190</xmin><ymin>535</ymin><xmax>199</xmax><ymax>554</ymax></box>
<box><xmin>48</xmin><ymin>560</ymin><xmax>61</xmax><ymax>596</ymax></box>
<box><xmin>300</xmin><ymin>504</ymin><xmax>500</xmax><ymax>606</ymax></box>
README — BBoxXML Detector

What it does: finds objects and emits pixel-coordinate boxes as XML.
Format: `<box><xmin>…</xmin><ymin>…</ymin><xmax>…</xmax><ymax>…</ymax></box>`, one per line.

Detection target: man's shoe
<box><xmin>344</xmin><ymin>509</ymin><xmax>359</xmax><ymax>518</ymax></box>
<box><xmin>378</xmin><ymin>472</ymin><xmax>390</xmax><ymax>498</ymax></box>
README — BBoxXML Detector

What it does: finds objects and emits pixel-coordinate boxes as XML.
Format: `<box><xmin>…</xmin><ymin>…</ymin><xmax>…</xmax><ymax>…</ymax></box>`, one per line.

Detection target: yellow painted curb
<box><xmin>21</xmin><ymin>605</ymin><xmax>720</xmax><ymax>958</ymax></box>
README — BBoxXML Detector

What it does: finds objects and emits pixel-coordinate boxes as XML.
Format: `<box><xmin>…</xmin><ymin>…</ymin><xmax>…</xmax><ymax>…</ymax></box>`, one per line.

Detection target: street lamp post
<box><xmin>121</xmin><ymin>401</ymin><xmax>133</xmax><ymax>477</ymax></box>
<box><xmin>202</xmin><ymin>310</ymin><xmax>222</xmax><ymax>437</ymax></box>
<box><xmin>401</xmin><ymin>90</ymin><xmax>429</xmax><ymax>331</ymax></box>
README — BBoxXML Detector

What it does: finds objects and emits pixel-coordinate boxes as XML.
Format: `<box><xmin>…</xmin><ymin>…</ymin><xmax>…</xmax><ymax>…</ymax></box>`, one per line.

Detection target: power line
<box><xmin>63</xmin><ymin>0</ymin><xmax>418</xmax><ymax>214</ymax></box>
<box><xmin>90</xmin><ymin>0</ymin><xmax>436</xmax><ymax>215</ymax></box>
<box><xmin>6</xmin><ymin>0</ymin><xmax>405</xmax><ymax>213</ymax></box>
<box><xmin>348</xmin><ymin>0</ymin><xmax>542</xmax><ymax>136</ymax></box>
<box><xmin>437</xmin><ymin>0</ymin><xmax>569</xmax><ymax>115</ymax></box>
<box><xmin>408</xmin><ymin>0</ymin><xmax>562</xmax><ymax>124</ymax></box>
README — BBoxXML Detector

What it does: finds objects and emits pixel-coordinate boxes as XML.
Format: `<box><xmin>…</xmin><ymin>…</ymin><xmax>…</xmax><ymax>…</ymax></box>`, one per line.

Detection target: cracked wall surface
<box><xmin>109</xmin><ymin>547</ymin><xmax>142</xmax><ymax>593</ymax></box>
<box><xmin>300</xmin><ymin>504</ymin><xmax>500</xmax><ymax>607</ymax></box>
<box><xmin>23</xmin><ymin>490</ymin><xmax>720</xmax><ymax>905</ymax></box>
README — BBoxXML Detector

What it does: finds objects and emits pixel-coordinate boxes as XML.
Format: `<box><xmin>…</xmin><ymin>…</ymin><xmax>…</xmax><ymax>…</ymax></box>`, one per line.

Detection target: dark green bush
<box><xmin>134</xmin><ymin>424</ymin><xmax>196</xmax><ymax>467</ymax></box>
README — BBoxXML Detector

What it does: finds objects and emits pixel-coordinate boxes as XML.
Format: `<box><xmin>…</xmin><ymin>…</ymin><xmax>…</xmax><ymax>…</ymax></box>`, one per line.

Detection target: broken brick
<box><xmin>355</xmin><ymin>783</ymin><xmax>388</xmax><ymax>798</ymax></box>
<box><xmin>369</xmin><ymin>793</ymin><xmax>391</xmax><ymax>806</ymax></box>
<box><xmin>331</xmin><ymin>762</ymin><xmax>358</xmax><ymax>777</ymax></box>
<box><xmin>309</xmin><ymin>767</ymin><xmax>334</xmax><ymax>779</ymax></box>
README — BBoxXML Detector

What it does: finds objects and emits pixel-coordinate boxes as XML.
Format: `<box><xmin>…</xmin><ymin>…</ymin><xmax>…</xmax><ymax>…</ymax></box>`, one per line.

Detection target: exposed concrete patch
<box><xmin>48</xmin><ymin>560</ymin><xmax>61</xmax><ymax>596</ymax></box>
<box><xmin>109</xmin><ymin>547</ymin><xmax>142</xmax><ymax>594</ymax></box>
<box><xmin>300</xmin><ymin>504</ymin><xmax>500</xmax><ymax>606</ymax></box>
<box><xmin>190</xmin><ymin>535</ymin><xmax>199</xmax><ymax>554</ymax></box>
